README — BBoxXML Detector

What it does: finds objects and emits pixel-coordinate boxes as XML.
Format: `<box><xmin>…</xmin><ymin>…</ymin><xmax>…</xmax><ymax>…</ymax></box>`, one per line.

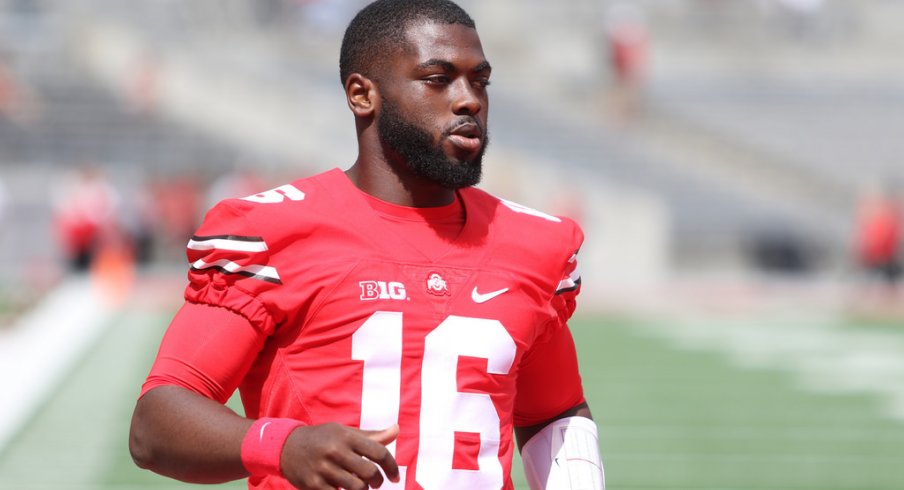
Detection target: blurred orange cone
<box><xmin>90</xmin><ymin>240</ymin><xmax>135</xmax><ymax>306</ymax></box>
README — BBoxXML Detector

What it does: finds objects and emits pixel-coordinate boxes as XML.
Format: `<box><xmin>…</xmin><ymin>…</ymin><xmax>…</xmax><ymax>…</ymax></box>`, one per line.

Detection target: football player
<box><xmin>129</xmin><ymin>1</ymin><xmax>604</xmax><ymax>489</ymax></box>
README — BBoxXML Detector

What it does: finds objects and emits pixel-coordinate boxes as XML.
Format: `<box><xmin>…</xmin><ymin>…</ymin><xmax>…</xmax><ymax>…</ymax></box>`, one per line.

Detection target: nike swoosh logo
<box><xmin>259</xmin><ymin>421</ymin><xmax>272</xmax><ymax>443</ymax></box>
<box><xmin>471</xmin><ymin>287</ymin><xmax>509</xmax><ymax>303</ymax></box>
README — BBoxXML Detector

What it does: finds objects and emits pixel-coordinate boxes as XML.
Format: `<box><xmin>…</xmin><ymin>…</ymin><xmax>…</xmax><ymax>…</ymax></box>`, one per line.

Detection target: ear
<box><xmin>345</xmin><ymin>73</ymin><xmax>378</xmax><ymax>118</ymax></box>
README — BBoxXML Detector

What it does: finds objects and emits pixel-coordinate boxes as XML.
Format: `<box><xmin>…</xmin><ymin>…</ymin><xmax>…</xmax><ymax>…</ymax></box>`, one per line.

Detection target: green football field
<box><xmin>2</xmin><ymin>297</ymin><xmax>904</xmax><ymax>489</ymax></box>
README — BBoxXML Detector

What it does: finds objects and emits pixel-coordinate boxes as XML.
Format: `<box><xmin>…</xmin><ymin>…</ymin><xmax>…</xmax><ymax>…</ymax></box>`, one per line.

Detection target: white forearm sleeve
<box><xmin>521</xmin><ymin>416</ymin><xmax>605</xmax><ymax>490</ymax></box>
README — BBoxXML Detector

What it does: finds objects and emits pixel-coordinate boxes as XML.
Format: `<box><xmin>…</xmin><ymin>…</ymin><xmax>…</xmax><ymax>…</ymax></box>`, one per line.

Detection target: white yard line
<box><xmin>634</xmin><ymin>314</ymin><xmax>904</xmax><ymax>422</ymax></box>
<box><xmin>0</xmin><ymin>276</ymin><xmax>116</xmax><ymax>452</ymax></box>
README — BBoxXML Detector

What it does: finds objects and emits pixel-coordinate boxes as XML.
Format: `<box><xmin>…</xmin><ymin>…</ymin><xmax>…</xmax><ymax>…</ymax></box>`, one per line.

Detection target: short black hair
<box><xmin>339</xmin><ymin>0</ymin><xmax>476</xmax><ymax>85</ymax></box>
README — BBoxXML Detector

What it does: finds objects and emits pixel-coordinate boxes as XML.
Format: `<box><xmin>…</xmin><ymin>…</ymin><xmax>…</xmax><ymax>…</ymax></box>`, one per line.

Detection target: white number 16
<box><xmin>352</xmin><ymin>312</ymin><xmax>517</xmax><ymax>489</ymax></box>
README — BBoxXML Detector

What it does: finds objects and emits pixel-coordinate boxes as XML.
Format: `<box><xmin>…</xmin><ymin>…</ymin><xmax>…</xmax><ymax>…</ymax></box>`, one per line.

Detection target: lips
<box><xmin>447</xmin><ymin>122</ymin><xmax>483</xmax><ymax>152</ymax></box>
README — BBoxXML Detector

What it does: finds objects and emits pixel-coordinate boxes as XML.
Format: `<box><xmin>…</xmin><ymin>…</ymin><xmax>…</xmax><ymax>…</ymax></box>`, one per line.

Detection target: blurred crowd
<box><xmin>50</xmin><ymin>165</ymin><xmax>269</xmax><ymax>272</ymax></box>
<box><xmin>1</xmin><ymin>0</ymin><xmax>903</xmax><ymax>321</ymax></box>
<box><xmin>36</xmin><ymin>159</ymin><xmax>903</xmax><ymax>312</ymax></box>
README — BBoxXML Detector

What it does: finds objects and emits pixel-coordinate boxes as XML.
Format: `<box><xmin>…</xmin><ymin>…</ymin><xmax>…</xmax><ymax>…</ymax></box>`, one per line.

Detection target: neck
<box><xmin>345</xmin><ymin>160</ymin><xmax>456</xmax><ymax>208</ymax></box>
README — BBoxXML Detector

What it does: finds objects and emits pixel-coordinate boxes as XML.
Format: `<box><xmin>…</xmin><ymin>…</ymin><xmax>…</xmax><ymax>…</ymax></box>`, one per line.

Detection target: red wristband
<box><xmin>241</xmin><ymin>417</ymin><xmax>306</xmax><ymax>477</ymax></box>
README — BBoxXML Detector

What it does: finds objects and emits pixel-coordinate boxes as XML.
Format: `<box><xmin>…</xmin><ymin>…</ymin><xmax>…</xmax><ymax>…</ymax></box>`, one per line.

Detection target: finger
<box><xmin>364</xmin><ymin>424</ymin><xmax>399</xmax><ymax>446</ymax></box>
<box><xmin>327</xmin><ymin>468</ymin><xmax>368</xmax><ymax>490</ymax></box>
<box><xmin>335</xmin><ymin>451</ymin><xmax>386</xmax><ymax>489</ymax></box>
<box><xmin>352</xmin><ymin>434</ymin><xmax>399</xmax><ymax>482</ymax></box>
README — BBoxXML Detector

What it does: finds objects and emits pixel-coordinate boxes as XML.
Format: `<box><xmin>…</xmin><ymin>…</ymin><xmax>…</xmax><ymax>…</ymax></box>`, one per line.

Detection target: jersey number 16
<box><xmin>352</xmin><ymin>312</ymin><xmax>517</xmax><ymax>489</ymax></box>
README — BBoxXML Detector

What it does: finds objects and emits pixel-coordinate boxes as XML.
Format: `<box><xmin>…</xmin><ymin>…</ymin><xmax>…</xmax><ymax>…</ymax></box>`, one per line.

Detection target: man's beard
<box><xmin>377</xmin><ymin>98</ymin><xmax>488</xmax><ymax>190</ymax></box>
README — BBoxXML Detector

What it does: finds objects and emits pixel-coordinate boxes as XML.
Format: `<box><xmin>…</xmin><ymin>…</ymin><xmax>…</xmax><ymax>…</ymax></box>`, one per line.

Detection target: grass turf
<box><xmin>2</xmin><ymin>311</ymin><xmax>903</xmax><ymax>489</ymax></box>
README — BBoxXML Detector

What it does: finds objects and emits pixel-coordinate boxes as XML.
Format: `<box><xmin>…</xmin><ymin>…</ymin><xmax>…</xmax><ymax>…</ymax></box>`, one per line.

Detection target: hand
<box><xmin>280</xmin><ymin>423</ymin><xmax>400</xmax><ymax>490</ymax></box>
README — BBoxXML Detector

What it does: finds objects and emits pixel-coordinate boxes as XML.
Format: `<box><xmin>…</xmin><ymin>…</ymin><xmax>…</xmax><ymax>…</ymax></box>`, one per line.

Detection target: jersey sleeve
<box><xmin>513</xmin><ymin>323</ymin><xmax>586</xmax><ymax>427</ymax></box>
<box><xmin>140</xmin><ymin>302</ymin><xmax>266</xmax><ymax>402</ymax></box>
<box><xmin>552</xmin><ymin>247</ymin><xmax>581</xmax><ymax>326</ymax></box>
<box><xmin>513</xmin><ymin>216</ymin><xmax>587</xmax><ymax>426</ymax></box>
<box><xmin>183</xmin><ymin>199</ymin><xmax>285</xmax><ymax>335</ymax></box>
<box><xmin>141</xmin><ymin>196</ymin><xmax>293</xmax><ymax>401</ymax></box>
<box><xmin>539</xmin><ymin>217</ymin><xmax>584</xmax><ymax>343</ymax></box>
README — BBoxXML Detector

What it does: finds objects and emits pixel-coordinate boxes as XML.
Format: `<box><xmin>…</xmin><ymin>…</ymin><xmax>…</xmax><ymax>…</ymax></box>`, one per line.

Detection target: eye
<box><xmin>474</xmin><ymin>78</ymin><xmax>491</xmax><ymax>89</ymax></box>
<box><xmin>424</xmin><ymin>75</ymin><xmax>451</xmax><ymax>85</ymax></box>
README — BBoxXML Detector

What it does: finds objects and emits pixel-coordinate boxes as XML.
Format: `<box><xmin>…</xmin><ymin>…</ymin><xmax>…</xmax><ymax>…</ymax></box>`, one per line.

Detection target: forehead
<box><xmin>397</xmin><ymin>21</ymin><xmax>487</xmax><ymax>68</ymax></box>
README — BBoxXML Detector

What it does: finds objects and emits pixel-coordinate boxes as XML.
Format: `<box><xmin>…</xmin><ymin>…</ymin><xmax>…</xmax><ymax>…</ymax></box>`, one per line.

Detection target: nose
<box><xmin>451</xmin><ymin>78</ymin><xmax>483</xmax><ymax>116</ymax></box>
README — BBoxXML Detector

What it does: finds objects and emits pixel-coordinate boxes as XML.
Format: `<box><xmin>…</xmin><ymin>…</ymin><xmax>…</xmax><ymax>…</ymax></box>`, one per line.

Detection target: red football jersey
<box><xmin>155</xmin><ymin>168</ymin><xmax>585</xmax><ymax>489</ymax></box>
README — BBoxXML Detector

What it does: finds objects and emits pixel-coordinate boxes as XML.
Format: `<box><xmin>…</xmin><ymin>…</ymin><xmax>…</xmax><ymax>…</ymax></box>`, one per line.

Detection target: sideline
<box><xmin>632</xmin><ymin>311</ymin><xmax>904</xmax><ymax>423</ymax></box>
<box><xmin>0</xmin><ymin>275</ymin><xmax>117</xmax><ymax>452</ymax></box>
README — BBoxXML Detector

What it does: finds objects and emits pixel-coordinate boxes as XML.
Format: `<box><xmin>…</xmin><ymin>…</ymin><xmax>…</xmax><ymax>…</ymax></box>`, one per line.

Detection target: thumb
<box><xmin>364</xmin><ymin>424</ymin><xmax>400</xmax><ymax>446</ymax></box>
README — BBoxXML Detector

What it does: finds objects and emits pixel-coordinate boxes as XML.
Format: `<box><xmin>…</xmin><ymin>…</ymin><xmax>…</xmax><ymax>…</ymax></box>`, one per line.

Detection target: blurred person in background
<box><xmin>149</xmin><ymin>172</ymin><xmax>203</xmax><ymax>263</ymax></box>
<box><xmin>119</xmin><ymin>181</ymin><xmax>160</xmax><ymax>266</ymax></box>
<box><xmin>50</xmin><ymin>164</ymin><xmax>136</xmax><ymax>303</ymax></box>
<box><xmin>128</xmin><ymin>1</ymin><xmax>604</xmax><ymax>489</ymax></box>
<box><xmin>603</xmin><ymin>1</ymin><xmax>649</xmax><ymax>121</ymax></box>
<box><xmin>0</xmin><ymin>54</ymin><xmax>40</xmax><ymax>125</ymax></box>
<box><xmin>52</xmin><ymin>165</ymin><xmax>121</xmax><ymax>271</ymax></box>
<box><xmin>853</xmin><ymin>181</ymin><xmax>902</xmax><ymax>306</ymax></box>
<box><xmin>123</xmin><ymin>52</ymin><xmax>162</xmax><ymax>117</ymax></box>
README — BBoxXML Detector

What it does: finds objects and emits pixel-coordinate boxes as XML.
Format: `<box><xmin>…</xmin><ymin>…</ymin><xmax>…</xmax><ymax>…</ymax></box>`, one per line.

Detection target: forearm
<box><xmin>517</xmin><ymin>402</ymin><xmax>605</xmax><ymax>490</ymax></box>
<box><xmin>129</xmin><ymin>385</ymin><xmax>252</xmax><ymax>483</ymax></box>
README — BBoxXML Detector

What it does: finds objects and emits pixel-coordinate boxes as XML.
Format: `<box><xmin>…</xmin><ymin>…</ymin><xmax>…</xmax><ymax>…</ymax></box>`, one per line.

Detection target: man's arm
<box><xmin>512</xmin><ymin>324</ymin><xmax>604</xmax><ymax>489</ymax></box>
<box><xmin>129</xmin><ymin>303</ymin><xmax>399</xmax><ymax>490</ymax></box>
<box><xmin>130</xmin><ymin>386</ymin><xmax>399</xmax><ymax>489</ymax></box>
<box><xmin>129</xmin><ymin>385</ymin><xmax>253</xmax><ymax>483</ymax></box>
<box><xmin>516</xmin><ymin>402</ymin><xmax>605</xmax><ymax>490</ymax></box>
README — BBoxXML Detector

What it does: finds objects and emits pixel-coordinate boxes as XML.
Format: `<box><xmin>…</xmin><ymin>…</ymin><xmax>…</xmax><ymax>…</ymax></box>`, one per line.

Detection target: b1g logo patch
<box><xmin>425</xmin><ymin>272</ymin><xmax>450</xmax><ymax>296</ymax></box>
<box><xmin>359</xmin><ymin>281</ymin><xmax>408</xmax><ymax>301</ymax></box>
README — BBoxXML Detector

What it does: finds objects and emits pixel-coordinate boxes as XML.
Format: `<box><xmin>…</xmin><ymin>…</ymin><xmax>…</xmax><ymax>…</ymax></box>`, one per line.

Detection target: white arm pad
<box><xmin>521</xmin><ymin>416</ymin><xmax>605</xmax><ymax>490</ymax></box>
